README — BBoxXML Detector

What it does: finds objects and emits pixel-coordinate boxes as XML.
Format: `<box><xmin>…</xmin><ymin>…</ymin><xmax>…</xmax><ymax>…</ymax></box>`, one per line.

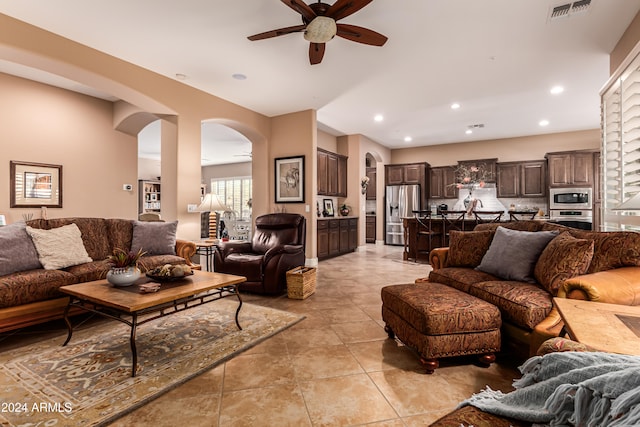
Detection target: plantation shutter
<box><xmin>601</xmin><ymin>49</ymin><xmax>640</xmax><ymax>231</ymax></box>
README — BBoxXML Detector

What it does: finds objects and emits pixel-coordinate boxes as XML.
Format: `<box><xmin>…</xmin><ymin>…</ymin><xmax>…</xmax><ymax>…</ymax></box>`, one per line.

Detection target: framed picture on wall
<box><xmin>10</xmin><ymin>161</ymin><xmax>62</xmax><ymax>208</ymax></box>
<box><xmin>274</xmin><ymin>155</ymin><xmax>305</xmax><ymax>203</ymax></box>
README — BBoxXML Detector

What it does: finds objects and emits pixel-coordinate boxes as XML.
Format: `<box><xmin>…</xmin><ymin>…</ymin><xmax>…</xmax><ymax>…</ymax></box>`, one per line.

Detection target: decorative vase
<box><xmin>340</xmin><ymin>207</ymin><xmax>350</xmax><ymax>216</ymax></box>
<box><xmin>463</xmin><ymin>192</ymin><xmax>472</xmax><ymax>210</ymax></box>
<box><xmin>106</xmin><ymin>266</ymin><xmax>141</xmax><ymax>287</ymax></box>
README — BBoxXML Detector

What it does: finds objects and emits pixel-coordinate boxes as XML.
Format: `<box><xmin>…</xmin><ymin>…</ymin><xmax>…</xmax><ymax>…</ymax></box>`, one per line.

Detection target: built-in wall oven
<box><xmin>549</xmin><ymin>187</ymin><xmax>593</xmax><ymax>230</ymax></box>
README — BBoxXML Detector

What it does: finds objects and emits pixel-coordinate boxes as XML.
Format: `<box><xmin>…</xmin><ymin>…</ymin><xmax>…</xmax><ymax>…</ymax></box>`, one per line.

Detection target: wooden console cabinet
<box><xmin>318</xmin><ymin>217</ymin><xmax>358</xmax><ymax>260</ymax></box>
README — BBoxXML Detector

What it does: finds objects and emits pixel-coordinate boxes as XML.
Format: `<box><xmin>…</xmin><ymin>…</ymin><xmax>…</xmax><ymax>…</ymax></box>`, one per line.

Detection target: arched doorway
<box><xmin>200</xmin><ymin>122</ymin><xmax>253</xmax><ymax>240</ymax></box>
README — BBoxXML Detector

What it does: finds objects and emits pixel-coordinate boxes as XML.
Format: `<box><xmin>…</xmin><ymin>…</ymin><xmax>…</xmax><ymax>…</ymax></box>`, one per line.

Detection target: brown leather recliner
<box><xmin>213</xmin><ymin>213</ymin><xmax>306</xmax><ymax>294</ymax></box>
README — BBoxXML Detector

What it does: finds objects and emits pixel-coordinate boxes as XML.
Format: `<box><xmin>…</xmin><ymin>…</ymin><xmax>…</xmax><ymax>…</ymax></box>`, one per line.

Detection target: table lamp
<box><xmin>197</xmin><ymin>193</ymin><xmax>229</xmax><ymax>242</ymax></box>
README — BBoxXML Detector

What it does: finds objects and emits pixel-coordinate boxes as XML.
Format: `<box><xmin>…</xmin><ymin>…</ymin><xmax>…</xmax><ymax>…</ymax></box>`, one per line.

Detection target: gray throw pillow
<box><xmin>130</xmin><ymin>220</ymin><xmax>177</xmax><ymax>255</ymax></box>
<box><xmin>0</xmin><ymin>222</ymin><xmax>42</xmax><ymax>276</ymax></box>
<box><xmin>476</xmin><ymin>226</ymin><xmax>559</xmax><ymax>283</ymax></box>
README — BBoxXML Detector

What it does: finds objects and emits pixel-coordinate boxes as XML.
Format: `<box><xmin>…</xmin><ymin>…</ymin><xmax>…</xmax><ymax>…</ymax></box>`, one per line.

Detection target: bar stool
<box><xmin>508</xmin><ymin>211</ymin><xmax>537</xmax><ymax>221</ymax></box>
<box><xmin>441</xmin><ymin>210</ymin><xmax>467</xmax><ymax>246</ymax></box>
<box><xmin>473</xmin><ymin>210</ymin><xmax>504</xmax><ymax>225</ymax></box>
<box><xmin>413</xmin><ymin>210</ymin><xmax>438</xmax><ymax>262</ymax></box>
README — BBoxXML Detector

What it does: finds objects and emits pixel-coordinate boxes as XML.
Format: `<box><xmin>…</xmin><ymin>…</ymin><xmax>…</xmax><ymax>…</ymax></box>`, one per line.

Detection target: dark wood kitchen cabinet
<box><xmin>385</xmin><ymin>162</ymin><xmax>430</xmax><ymax>209</ymax></box>
<box><xmin>546</xmin><ymin>151</ymin><xmax>594</xmax><ymax>187</ymax></box>
<box><xmin>497</xmin><ymin>160</ymin><xmax>546</xmax><ymax>198</ymax></box>
<box><xmin>365</xmin><ymin>167</ymin><xmax>377</xmax><ymax>199</ymax></box>
<box><xmin>457</xmin><ymin>158</ymin><xmax>497</xmax><ymax>182</ymax></box>
<box><xmin>386</xmin><ymin>163</ymin><xmax>426</xmax><ymax>185</ymax></box>
<box><xmin>366</xmin><ymin>216</ymin><xmax>376</xmax><ymax>243</ymax></box>
<box><xmin>430</xmin><ymin>166</ymin><xmax>457</xmax><ymax>199</ymax></box>
<box><xmin>318</xmin><ymin>148</ymin><xmax>348</xmax><ymax>197</ymax></box>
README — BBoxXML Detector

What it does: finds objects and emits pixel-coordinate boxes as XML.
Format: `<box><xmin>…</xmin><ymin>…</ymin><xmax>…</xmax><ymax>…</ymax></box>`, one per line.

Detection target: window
<box><xmin>601</xmin><ymin>48</ymin><xmax>640</xmax><ymax>231</ymax></box>
<box><xmin>211</xmin><ymin>177</ymin><xmax>252</xmax><ymax>220</ymax></box>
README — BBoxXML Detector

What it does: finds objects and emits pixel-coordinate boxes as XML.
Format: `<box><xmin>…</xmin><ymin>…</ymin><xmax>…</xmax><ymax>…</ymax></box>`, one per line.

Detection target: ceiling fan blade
<box><xmin>309</xmin><ymin>42</ymin><xmax>326</xmax><ymax>65</ymax></box>
<box><xmin>248</xmin><ymin>24</ymin><xmax>306</xmax><ymax>41</ymax></box>
<box><xmin>280</xmin><ymin>0</ymin><xmax>317</xmax><ymax>22</ymax></box>
<box><xmin>336</xmin><ymin>23</ymin><xmax>388</xmax><ymax>46</ymax></box>
<box><xmin>326</xmin><ymin>0</ymin><xmax>374</xmax><ymax>21</ymax></box>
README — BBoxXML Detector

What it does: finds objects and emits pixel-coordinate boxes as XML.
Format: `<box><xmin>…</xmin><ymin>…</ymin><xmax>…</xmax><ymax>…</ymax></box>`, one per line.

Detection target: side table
<box><xmin>195</xmin><ymin>241</ymin><xmax>217</xmax><ymax>271</ymax></box>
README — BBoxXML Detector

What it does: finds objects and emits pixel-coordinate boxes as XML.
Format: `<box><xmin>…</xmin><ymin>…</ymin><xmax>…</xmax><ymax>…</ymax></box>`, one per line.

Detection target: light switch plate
<box><xmin>187</xmin><ymin>204</ymin><xmax>198</xmax><ymax>213</ymax></box>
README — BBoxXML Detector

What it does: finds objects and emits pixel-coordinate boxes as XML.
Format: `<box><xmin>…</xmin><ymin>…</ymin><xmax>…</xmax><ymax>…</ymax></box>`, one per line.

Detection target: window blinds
<box><xmin>601</xmin><ymin>50</ymin><xmax>640</xmax><ymax>230</ymax></box>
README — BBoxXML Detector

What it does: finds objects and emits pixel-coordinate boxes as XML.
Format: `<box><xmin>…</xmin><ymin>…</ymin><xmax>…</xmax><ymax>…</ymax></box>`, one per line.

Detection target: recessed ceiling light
<box><xmin>232</xmin><ymin>73</ymin><xmax>247</xmax><ymax>80</ymax></box>
<box><xmin>550</xmin><ymin>85</ymin><xmax>564</xmax><ymax>95</ymax></box>
<box><xmin>465</xmin><ymin>129</ymin><xmax>473</xmax><ymax>135</ymax></box>
<box><xmin>539</xmin><ymin>119</ymin><xmax>550</xmax><ymax>127</ymax></box>
<box><xmin>374</xmin><ymin>114</ymin><xmax>384</xmax><ymax>122</ymax></box>
<box><xmin>451</xmin><ymin>103</ymin><xmax>461</xmax><ymax>110</ymax></box>
<box><xmin>404</xmin><ymin>136</ymin><xmax>412</xmax><ymax>142</ymax></box>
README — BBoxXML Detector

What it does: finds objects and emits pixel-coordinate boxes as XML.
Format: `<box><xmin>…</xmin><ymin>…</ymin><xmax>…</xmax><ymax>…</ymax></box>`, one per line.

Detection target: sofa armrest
<box><xmin>429</xmin><ymin>247</ymin><xmax>449</xmax><ymax>270</ymax></box>
<box><xmin>530</xmin><ymin>308</ymin><xmax>565</xmax><ymax>355</ymax></box>
<box><xmin>176</xmin><ymin>239</ymin><xmax>198</xmax><ymax>268</ymax></box>
<box><xmin>557</xmin><ymin>266</ymin><xmax>640</xmax><ymax>305</ymax></box>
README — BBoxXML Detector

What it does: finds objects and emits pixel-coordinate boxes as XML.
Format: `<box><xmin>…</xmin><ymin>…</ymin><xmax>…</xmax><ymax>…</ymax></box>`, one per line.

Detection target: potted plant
<box><xmin>105</xmin><ymin>247</ymin><xmax>146</xmax><ymax>287</ymax></box>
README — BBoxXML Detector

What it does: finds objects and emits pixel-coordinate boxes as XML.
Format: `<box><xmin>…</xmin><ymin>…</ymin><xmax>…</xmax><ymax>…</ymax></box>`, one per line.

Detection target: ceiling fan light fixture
<box><xmin>304</xmin><ymin>16</ymin><xmax>337</xmax><ymax>43</ymax></box>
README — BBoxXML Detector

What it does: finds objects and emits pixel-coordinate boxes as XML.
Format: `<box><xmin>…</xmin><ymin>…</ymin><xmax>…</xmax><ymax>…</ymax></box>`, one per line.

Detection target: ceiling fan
<box><xmin>248</xmin><ymin>0</ymin><xmax>388</xmax><ymax>65</ymax></box>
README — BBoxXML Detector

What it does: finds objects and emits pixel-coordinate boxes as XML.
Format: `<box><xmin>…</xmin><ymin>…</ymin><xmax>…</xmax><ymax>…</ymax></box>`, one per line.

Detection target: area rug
<box><xmin>0</xmin><ymin>300</ymin><xmax>304</xmax><ymax>426</ymax></box>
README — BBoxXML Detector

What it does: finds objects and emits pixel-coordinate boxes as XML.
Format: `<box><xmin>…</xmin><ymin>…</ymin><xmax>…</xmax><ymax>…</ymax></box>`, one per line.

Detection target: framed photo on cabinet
<box><xmin>323</xmin><ymin>199</ymin><xmax>334</xmax><ymax>217</ymax></box>
<box><xmin>274</xmin><ymin>155</ymin><xmax>304</xmax><ymax>203</ymax></box>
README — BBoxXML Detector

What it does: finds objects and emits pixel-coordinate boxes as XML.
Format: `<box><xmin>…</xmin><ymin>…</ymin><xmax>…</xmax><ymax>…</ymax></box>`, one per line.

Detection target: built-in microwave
<box><xmin>549</xmin><ymin>187</ymin><xmax>592</xmax><ymax>210</ymax></box>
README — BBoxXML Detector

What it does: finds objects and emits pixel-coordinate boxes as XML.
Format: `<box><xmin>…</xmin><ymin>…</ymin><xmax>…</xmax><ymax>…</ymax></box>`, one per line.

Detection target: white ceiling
<box><xmin>1</xmin><ymin>0</ymin><xmax>639</xmax><ymax>165</ymax></box>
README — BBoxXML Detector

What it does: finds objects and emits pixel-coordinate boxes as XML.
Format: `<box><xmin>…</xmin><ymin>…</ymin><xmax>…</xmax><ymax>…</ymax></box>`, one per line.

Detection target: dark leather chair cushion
<box><xmin>224</xmin><ymin>253</ymin><xmax>263</xmax><ymax>282</ymax></box>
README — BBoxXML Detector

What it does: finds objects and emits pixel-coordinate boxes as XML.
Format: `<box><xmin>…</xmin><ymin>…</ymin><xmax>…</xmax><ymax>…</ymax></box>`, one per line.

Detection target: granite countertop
<box><xmin>318</xmin><ymin>215</ymin><xmax>359</xmax><ymax>220</ymax></box>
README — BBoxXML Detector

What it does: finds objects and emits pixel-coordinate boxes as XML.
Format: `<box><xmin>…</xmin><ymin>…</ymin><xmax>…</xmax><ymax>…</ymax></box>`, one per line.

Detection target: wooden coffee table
<box><xmin>554</xmin><ymin>298</ymin><xmax>640</xmax><ymax>356</ymax></box>
<box><xmin>60</xmin><ymin>270</ymin><xmax>246</xmax><ymax>377</ymax></box>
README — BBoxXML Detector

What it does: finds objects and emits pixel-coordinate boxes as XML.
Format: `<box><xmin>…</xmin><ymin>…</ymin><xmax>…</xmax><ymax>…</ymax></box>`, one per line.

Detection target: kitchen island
<box><xmin>402</xmin><ymin>211</ymin><xmax>541</xmax><ymax>262</ymax></box>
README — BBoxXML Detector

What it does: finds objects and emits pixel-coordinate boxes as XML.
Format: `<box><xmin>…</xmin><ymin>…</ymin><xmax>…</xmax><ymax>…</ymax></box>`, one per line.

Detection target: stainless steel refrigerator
<box><xmin>385</xmin><ymin>184</ymin><xmax>420</xmax><ymax>245</ymax></box>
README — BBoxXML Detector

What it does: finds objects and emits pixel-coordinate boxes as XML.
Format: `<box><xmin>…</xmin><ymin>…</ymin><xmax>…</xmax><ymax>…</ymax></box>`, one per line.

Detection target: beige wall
<box><xmin>610</xmin><ymin>10</ymin><xmax>640</xmax><ymax>74</ymax></box>
<box><xmin>0</xmin><ymin>13</ymin><xmax>272</xmax><ymax>241</ymax></box>
<box><xmin>317</xmin><ymin>130</ymin><xmax>338</xmax><ymax>153</ymax></box>
<box><xmin>0</xmin><ymin>73</ymin><xmax>138</xmax><ymax>223</ymax></box>
<box><xmin>390</xmin><ymin>129</ymin><xmax>600</xmax><ymax>167</ymax></box>
<box><xmin>270</xmin><ymin>110</ymin><xmax>317</xmax><ymax>260</ymax></box>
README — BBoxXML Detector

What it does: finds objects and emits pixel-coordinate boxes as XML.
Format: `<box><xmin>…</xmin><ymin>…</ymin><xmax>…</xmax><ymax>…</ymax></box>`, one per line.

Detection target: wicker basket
<box><xmin>286</xmin><ymin>266</ymin><xmax>316</xmax><ymax>299</ymax></box>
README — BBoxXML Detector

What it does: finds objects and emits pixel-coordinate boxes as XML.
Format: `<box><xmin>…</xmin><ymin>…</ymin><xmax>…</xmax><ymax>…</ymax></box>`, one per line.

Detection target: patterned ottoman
<box><xmin>381</xmin><ymin>282</ymin><xmax>502</xmax><ymax>373</ymax></box>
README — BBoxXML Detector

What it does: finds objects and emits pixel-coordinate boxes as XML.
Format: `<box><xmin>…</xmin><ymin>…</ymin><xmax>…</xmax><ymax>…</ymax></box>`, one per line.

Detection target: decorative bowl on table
<box><xmin>146</xmin><ymin>264</ymin><xmax>194</xmax><ymax>282</ymax></box>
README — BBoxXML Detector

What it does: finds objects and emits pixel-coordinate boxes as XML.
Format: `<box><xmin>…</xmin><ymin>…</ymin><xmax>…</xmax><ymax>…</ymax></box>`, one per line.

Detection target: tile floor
<box><xmin>3</xmin><ymin>244</ymin><xmax>524</xmax><ymax>426</ymax></box>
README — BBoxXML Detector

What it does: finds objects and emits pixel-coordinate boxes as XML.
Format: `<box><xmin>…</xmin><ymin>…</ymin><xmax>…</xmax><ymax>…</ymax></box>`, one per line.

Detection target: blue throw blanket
<box><xmin>460</xmin><ymin>352</ymin><xmax>640</xmax><ymax>426</ymax></box>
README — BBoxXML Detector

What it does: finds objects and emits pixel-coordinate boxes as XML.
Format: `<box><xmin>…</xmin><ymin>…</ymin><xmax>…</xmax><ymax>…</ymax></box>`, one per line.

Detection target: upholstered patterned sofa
<box><xmin>0</xmin><ymin>217</ymin><xmax>197</xmax><ymax>332</ymax></box>
<box><xmin>425</xmin><ymin>220</ymin><xmax>640</xmax><ymax>355</ymax></box>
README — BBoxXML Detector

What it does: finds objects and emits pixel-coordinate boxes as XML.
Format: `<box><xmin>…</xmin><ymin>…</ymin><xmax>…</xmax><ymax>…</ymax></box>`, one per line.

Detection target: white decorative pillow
<box><xmin>26</xmin><ymin>223</ymin><xmax>93</xmax><ymax>270</ymax></box>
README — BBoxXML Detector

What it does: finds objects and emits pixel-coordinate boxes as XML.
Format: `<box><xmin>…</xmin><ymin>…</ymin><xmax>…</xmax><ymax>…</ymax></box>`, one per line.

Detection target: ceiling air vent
<box><xmin>549</xmin><ymin>0</ymin><xmax>592</xmax><ymax>21</ymax></box>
